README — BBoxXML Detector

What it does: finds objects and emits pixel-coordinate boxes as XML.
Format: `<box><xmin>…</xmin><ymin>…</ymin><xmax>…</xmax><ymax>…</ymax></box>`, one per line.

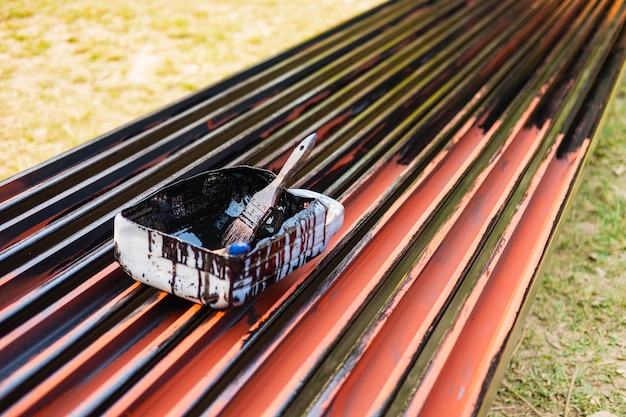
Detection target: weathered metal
<box><xmin>0</xmin><ymin>0</ymin><xmax>624</xmax><ymax>415</ymax></box>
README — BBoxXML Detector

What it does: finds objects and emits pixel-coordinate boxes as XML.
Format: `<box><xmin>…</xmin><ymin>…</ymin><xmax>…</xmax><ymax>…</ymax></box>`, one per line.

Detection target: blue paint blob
<box><xmin>228</xmin><ymin>242</ymin><xmax>251</xmax><ymax>255</ymax></box>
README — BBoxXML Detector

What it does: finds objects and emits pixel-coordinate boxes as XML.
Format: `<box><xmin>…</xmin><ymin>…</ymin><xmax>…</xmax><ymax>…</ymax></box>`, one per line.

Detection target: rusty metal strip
<box><xmin>0</xmin><ymin>1</ymin><xmax>624</xmax><ymax>416</ymax></box>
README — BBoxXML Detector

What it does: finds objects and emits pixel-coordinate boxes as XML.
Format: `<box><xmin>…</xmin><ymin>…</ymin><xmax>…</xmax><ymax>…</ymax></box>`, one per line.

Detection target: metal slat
<box><xmin>0</xmin><ymin>1</ymin><xmax>624</xmax><ymax>415</ymax></box>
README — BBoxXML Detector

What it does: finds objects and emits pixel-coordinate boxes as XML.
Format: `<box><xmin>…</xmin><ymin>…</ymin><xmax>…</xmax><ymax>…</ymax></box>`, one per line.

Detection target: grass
<box><xmin>1</xmin><ymin>1</ymin><xmax>625</xmax><ymax>415</ymax></box>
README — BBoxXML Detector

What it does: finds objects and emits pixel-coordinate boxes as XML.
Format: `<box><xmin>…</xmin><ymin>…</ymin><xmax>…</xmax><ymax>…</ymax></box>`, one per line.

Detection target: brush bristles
<box><xmin>221</xmin><ymin>193</ymin><xmax>274</xmax><ymax>246</ymax></box>
<box><xmin>221</xmin><ymin>217</ymin><xmax>256</xmax><ymax>246</ymax></box>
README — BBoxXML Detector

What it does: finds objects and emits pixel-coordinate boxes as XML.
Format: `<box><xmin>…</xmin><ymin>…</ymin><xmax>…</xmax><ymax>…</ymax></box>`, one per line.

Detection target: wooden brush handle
<box><xmin>273</xmin><ymin>133</ymin><xmax>317</xmax><ymax>186</ymax></box>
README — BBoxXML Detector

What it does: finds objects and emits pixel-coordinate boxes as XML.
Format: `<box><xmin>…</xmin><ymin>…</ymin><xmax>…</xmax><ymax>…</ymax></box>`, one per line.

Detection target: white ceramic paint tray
<box><xmin>114</xmin><ymin>166</ymin><xmax>344</xmax><ymax>308</ymax></box>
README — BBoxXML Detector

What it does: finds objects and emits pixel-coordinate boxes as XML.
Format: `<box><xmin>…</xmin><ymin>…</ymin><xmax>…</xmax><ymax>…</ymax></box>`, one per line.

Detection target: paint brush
<box><xmin>221</xmin><ymin>133</ymin><xmax>317</xmax><ymax>249</ymax></box>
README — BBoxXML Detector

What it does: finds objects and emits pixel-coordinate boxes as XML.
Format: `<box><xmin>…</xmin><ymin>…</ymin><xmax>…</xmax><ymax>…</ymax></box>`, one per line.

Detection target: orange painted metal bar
<box><xmin>418</xmin><ymin>134</ymin><xmax>587</xmax><ymax>417</ymax></box>
<box><xmin>414</xmin><ymin>6</ymin><xmax>626</xmax><ymax>415</ymax></box>
<box><xmin>0</xmin><ymin>1</ymin><xmax>624</xmax><ymax>416</ymax></box>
